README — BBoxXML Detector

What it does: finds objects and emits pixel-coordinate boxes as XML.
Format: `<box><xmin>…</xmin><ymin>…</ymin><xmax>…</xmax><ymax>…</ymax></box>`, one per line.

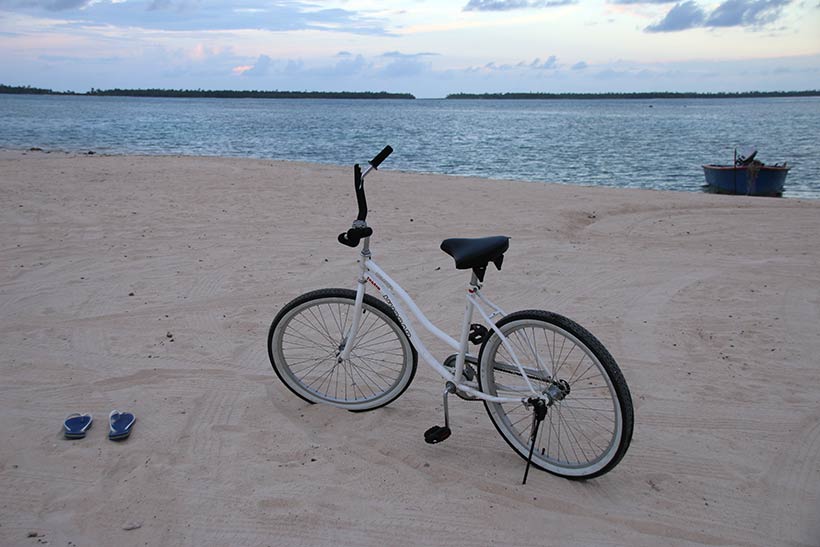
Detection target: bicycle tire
<box><xmin>268</xmin><ymin>288</ymin><xmax>417</xmax><ymax>411</ymax></box>
<box><xmin>478</xmin><ymin>310</ymin><xmax>633</xmax><ymax>480</ymax></box>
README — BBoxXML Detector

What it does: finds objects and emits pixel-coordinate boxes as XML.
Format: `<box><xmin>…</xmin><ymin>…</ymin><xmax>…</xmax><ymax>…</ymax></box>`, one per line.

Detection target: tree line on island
<box><xmin>446</xmin><ymin>91</ymin><xmax>820</xmax><ymax>99</ymax></box>
<box><xmin>2</xmin><ymin>84</ymin><xmax>819</xmax><ymax>100</ymax></box>
<box><xmin>0</xmin><ymin>84</ymin><xmax>414</xmax><ymax>99</ymax></box>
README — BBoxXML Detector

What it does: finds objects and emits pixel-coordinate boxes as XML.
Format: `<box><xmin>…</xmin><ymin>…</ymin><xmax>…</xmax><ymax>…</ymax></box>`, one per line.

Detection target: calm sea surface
<box><xmin>1</xmin><ymin>94</ymin><xmax>818</xmax><ymax>198</ymax></box>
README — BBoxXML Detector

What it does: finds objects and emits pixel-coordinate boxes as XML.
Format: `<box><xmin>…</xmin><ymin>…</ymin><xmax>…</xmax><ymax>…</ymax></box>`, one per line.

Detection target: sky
<box><xmin>0</xmin><ymin>0</ymin><xmax>818</xmax><ymax>97</ymax></box>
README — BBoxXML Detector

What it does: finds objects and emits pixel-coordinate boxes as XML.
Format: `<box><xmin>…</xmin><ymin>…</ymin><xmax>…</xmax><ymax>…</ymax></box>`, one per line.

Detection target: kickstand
<box><xmin>522</xmin><ymin>398</ymin><xmax>548</xmax><ymax>485</ymax></box>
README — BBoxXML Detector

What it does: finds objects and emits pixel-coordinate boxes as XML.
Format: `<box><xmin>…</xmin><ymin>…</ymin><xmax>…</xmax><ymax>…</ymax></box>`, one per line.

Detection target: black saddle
<box><xmin>440</xmin><ymin>236</ymin><xmax>509</xmax><ymax>281</ymax></box>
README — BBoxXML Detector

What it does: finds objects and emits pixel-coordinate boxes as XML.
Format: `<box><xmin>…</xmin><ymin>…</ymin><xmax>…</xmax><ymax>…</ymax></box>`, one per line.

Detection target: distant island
<box><xmin>446</xmin><ymin>91</ymin><xmax>820</xmax><ymax>100</ymax></box>
<box><xmin>4</xmin><ymin>84</ymin><xmax>819</xmax><ymax>100</ymax></box>
<box><xmin>0</xmin><ymin>84</ymin><xmax>415</xmax><ymax>100</ymax></box>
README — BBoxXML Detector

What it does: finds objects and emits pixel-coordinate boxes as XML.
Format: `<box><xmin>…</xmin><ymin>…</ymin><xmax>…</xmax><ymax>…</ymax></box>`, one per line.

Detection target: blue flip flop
<box><xmin>108</xmin><ymin>410</ymin><xmax>136</xmax><ymax>441</ymax></box>
<box><xmin>63</xmin><ymin>413</ymin><xmax>93</xmax><ymax>439</ymax></box>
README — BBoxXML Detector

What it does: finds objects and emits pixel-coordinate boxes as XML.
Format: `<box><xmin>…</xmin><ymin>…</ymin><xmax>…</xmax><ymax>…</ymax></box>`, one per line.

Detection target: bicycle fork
<box><xmin>338</xmin><ymin>250</ymin><xmax>371</xmax><ymax>363</ymax></box>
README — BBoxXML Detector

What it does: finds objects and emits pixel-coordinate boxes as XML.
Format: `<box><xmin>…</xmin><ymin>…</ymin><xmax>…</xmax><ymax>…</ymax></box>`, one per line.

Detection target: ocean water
<box><xmin>1</xmin><ymin>94</ymin><xmax>818</xmax><ymax>198</ymax></box>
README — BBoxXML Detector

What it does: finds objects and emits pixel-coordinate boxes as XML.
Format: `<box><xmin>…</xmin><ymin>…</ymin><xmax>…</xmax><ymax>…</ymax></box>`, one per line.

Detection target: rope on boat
<box><xmin>746</xmin><ymin>160</ymin><xmax>762</xmax><ymax>196</ymax></box>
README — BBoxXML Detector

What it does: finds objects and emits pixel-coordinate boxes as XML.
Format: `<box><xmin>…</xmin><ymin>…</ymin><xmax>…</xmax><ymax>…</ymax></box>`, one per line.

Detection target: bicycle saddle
<box><xmin>440</xmin><ymin>236</ymin><xmax>509</xmax><ymax>271</ymax></box>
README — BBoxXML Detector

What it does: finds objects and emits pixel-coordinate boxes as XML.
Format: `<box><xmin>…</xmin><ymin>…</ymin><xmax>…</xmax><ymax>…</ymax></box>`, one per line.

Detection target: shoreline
<box><xmin>3</xmin><ymin>148</ymin><xmax>816</xmax><ymax>201</ymax></box>
<box><xmin>1</xmin><ymin>152</ymin><xmax>818</xmax><ymax>546</ymax></box>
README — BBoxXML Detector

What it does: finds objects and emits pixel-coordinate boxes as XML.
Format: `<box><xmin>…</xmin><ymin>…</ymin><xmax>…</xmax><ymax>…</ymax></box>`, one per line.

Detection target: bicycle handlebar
<box><xmin>354</xmin><ymin>163</ymin><xmax>367</xmax><ymax>222</ymax></box>
<box><xmin>369</xmin><ymin>145</ymin><xmax>393</xmax><ymax>169</ymax></box>
<box><xmin>337</xmin><ymin>146</ymin><xmax>392</xmax><ymax>248</ymax></box>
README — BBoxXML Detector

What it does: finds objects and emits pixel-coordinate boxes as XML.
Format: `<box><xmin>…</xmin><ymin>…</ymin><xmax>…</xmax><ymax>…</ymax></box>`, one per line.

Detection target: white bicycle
<box><xmin>268</xmin><ymin>147</ymin><xmax>634</xmax><ymax>482</ymax></box>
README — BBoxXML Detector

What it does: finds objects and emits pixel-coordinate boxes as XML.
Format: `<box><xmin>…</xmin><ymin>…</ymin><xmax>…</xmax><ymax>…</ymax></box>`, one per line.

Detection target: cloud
<box><xmin>226</xmin><ymin>50</ymin><xmax>436</xmax><ymax>83</ymax></box>
<box><xmin>38</xmin><ymin>53</ymin><xmax>98</xmax><ymax>62</ymax></box>
<box><xmin>646</xmin><ymin>0</ymin><xmax>793</xmax><ymax>32</ymax></box>
<box><xmin>147</xmin><ymin>0</ymin><xmax>173</xmax><ymax>10</ymax></box>
<box><xmin>378</xmin><ymin>51</ymin><xmax>437</xmax><ymax>78</ymax></box>
<box><xmin>607</xmin><ymin>0</ymin><xmax>676</xmax><ymax>3</ymax></box>
<box><xmin>463</xmin><ymin>0</ymin><xmax>575</xmax><ymax>11</ymax></box>
<box><xmin>0</xmin><ymin>0</ymin><xmax>393</xmax><ymax>35</ymax></box>
<box><xmin>382</xmin><ymin>51</ymin><xmax>438</xmax><ymax>59</ymax></box>
<box><xmin>465</xmin><ymin>55</ymin><xmax>589</xmax><ymax>75</ymax></box>
<box><xmin>0</xmin><ymin>0</ymin><xmax>92</xmax><ymax>10</ymax></box>
<box><xmin>234</xmin><ymin>54</ymin><xmax>271</xmax><ymax>77</ymax></box>
<box><xmin>530</xmin><ymin>55</ymin><xmax>559</xmax><ymax>69</ymax></box>
<box><xmin>705</xmin><ymin>0</ymin><xmax>791</xmax><ymax>26</ymax></box>
<box><xmin>231</xmin><ymin>64</ymin><xmax>252</xmax><ymax>75</ymax></box>
<box><xmin>646</xmin><ymin>0</ymin><xmax>706</xmax><ymax>31</ymax></box>
<box><xmin>325</xmin><ymin>53</ymin><xmax>370</xmax><ymax>76</ymax></box>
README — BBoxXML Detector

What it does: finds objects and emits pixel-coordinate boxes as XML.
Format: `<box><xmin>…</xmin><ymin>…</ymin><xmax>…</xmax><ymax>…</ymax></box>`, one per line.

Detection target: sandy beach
<box><xmin>1</xmin><ymin>149</ymin><xmax>818</xmax><ymax>547</ymax></box>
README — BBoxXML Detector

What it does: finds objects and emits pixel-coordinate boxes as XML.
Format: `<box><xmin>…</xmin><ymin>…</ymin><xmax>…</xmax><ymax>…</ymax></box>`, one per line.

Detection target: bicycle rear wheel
<box><xmin>478</xmin><ymin>310</ymin><xmax>633</xmax><ymax>480</ymax></box>
<box><xmin>268</xmin><ymin>288</ymin><xmax>417</xmax><ymax>411</ymax></box>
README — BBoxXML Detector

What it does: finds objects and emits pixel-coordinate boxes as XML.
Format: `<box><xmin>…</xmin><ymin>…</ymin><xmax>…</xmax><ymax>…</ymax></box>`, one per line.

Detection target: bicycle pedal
<box><xmin>469</xmin><ymin>323</ymin><xmax>489</xmax><ymax>345</ymax></box>
<box><xmin>424</xmin><ymin>425</ymin><xmax>451</xmax><ymax>444</ymax></box>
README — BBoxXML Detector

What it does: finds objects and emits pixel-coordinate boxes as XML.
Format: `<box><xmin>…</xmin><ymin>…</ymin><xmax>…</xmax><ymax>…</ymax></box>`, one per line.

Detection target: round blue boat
<box><xmin>702</xmin><ymin>163</ymin><xmax>789</xmax><ymax>197</ymax></box>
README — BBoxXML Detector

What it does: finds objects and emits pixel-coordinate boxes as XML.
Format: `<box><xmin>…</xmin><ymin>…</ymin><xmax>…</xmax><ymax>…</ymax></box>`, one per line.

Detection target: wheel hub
<box><xmin>545</xmin><ymin>379</ymin><xmax>571</xmax><ymax>404</ymax></box>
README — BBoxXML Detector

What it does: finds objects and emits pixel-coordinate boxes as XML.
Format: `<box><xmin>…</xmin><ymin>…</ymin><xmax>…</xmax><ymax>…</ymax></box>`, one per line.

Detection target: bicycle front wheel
<box><xmin>268</xmin><ymin>288</ymin><xmax>417</xmax><ymax>411</ymax></box>
<box><xmin>478</xmin><ymin>310</ymin><xmax>633</xmax><ymax>480</ymax></box>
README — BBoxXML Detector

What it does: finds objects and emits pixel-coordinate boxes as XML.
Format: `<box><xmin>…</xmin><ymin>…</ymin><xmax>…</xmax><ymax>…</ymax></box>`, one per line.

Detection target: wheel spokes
<box><xmin>485</xmin><ymin>319</ymin><xmax>622</xmax><ymax>473</ymax></box>
<box><xmin>280</xmin><ymin>300</ymin><xmax>407</xmax><ymax>404</ymax></box>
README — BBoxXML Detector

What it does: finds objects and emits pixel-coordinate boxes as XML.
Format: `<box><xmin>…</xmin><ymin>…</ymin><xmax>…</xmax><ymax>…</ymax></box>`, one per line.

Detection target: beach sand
<box><xmin>1</xmin><ymin>150</ymin><xmax>818</xmax><ymax>547</ymax></box>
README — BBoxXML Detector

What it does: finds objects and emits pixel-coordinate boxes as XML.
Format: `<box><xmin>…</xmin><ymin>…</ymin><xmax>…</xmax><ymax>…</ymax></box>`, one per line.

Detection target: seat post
<box><xmin>452</xmin><ymin>272</ymin><xmax>481</xmax><ymax>383</ymax></box>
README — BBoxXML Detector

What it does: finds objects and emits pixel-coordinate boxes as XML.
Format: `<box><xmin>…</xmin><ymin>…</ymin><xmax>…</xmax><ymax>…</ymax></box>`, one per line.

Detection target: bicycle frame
<box><xmin>339</xmin><ymin>238</ymin><xmax>540</xmax><ymax>404</ymax></box>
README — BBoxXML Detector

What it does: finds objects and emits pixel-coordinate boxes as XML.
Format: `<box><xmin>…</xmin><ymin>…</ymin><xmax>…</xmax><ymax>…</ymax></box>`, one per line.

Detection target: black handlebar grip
<box><xmin>338</xmin><ymin>232</ymin><xmax>357</xmax><ymax>247</ymax></box>
<box><xmin>369</xmin><ymin>145</ymin><xmax>393</xmax><ymax>169</ymax></box>
<box><xmin>338</xmin><ymin>226</ymin><xmax>373</xmax><ymax>248</ymax></box>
